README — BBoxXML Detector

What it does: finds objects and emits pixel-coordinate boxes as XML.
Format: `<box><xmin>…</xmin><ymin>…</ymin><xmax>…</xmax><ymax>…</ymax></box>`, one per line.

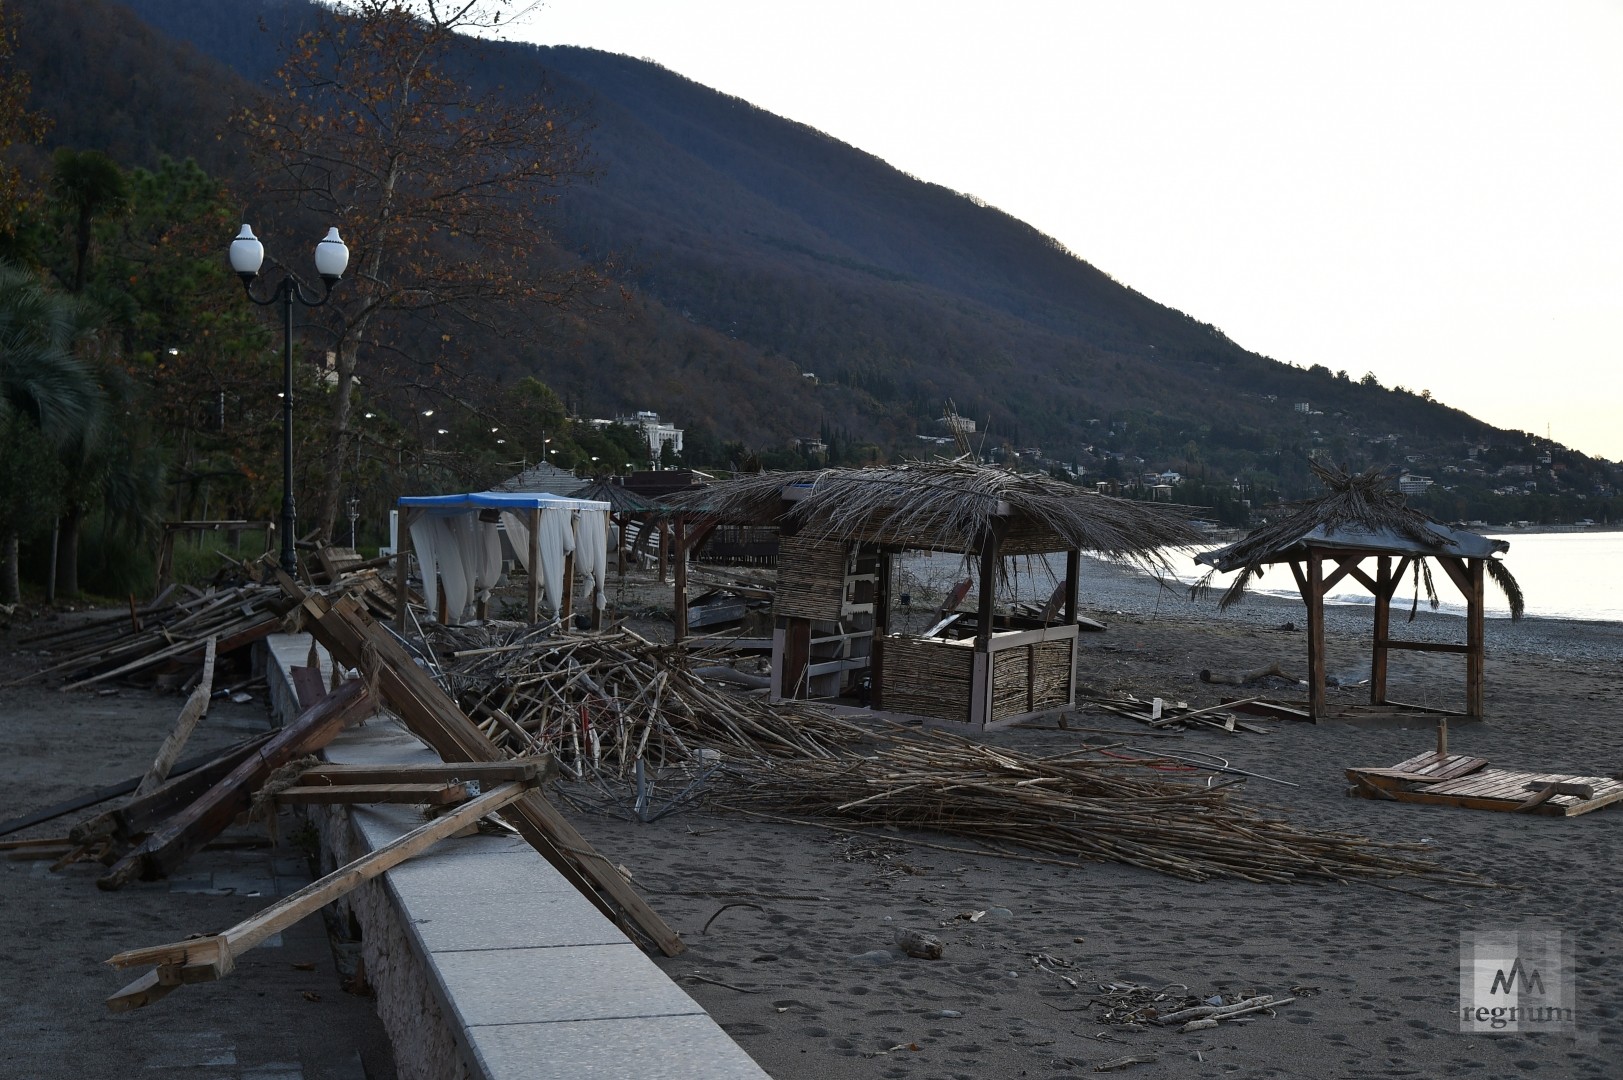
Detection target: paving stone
<box><xmin>469</xmin><ymin>1015</ymin><xmax>771</xmax><ymax>1080</ymax></box>
<box><xmin>432</xmin><ymin>944</ymin><xmax>702</xmax><ymax>1028</ymax></box>
<box><xmin>393</xmin><ymin>856</ymin><xmax>624</xmax><ymax>952</ymax></box>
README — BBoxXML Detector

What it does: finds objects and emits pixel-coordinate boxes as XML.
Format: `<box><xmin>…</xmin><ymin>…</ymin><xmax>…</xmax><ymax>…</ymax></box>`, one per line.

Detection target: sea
<box><xmin>1158</xmin><ymin>530</ymin><xmax>1623</xmax><ymax>625</ymax></box>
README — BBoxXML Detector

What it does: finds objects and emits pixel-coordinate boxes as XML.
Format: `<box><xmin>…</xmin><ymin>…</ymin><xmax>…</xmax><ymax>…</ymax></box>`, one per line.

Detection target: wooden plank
<box><xmin>98</xmin><ymin>680</ymin><xmax>374</xmax><ymax>890</ymax></box>
<box><xmin>274</xmin><ymin>782</ymin><xmax>472</xmax><ymax>805</ymax></box>
<box><xmin>71</xmin><ymin>733</ymin><xmax>275</xmax><ymax>844</ymax></box>
<box><xmin>295</xmin><ymin>761</ymin><xmax>545</xmax><ymax>786</ymax></box>
<box><xmin>135</xmin><ymin>638</ymin><xmax>217</xmax><ymax>797</ymax></box>
<box><xmin>1523</xmin><ymin>780</ymin><xmax>1598</xmax><ymax>799</ymax></box>
<box><xmin>107</xmin><ymin>781</ymin><xmax>528</xmax><ymax>1008</ymax></box>
<box><xmin>296</xmin><ymin>591</ymin><xmax>685</xmax><ymax>956</ymax></box>
<box><xmin>1</xmin><ymin>735</ymin><xmax>270</xmax><ymax>841</ymax></box>
<box><xmin>1382</xmin><ymin>640</ymin><xmax>1472</xmax><ymax>654</ymax></box>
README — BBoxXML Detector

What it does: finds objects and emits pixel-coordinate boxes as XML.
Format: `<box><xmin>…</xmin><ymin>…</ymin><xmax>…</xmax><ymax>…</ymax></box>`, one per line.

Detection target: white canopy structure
<box><xmin>396</xmin><ymin>491</ymin><xmax>611</xmax><ymax>625</ymax></box>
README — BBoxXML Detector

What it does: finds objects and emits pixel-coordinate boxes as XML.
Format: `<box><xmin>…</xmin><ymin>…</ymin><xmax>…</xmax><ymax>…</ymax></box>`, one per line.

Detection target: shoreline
<box><xmin>1076</xmin><ymin>555</ymin><xmax>1623</xmax><ymax>667</ymax></box>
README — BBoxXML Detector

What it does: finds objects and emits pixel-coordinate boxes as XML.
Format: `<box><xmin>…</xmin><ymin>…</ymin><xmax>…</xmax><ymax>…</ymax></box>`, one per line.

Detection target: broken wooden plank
<box><xmin>273</xmin><ymin>782</ymin><xmax>472</xmax><ymax>805</ymax></box>
<box><xmin>107</xmin><ymin>779</ymin><xmax>528</xmax><ymax>1010</ymax></box>
<box><xmin>293</xmin><ymin>761</ymin><xmax>548</xmax><ymax>787</ymax></box>
<box><xmin>134</xmin><ymin>637</ymin><xmax>217</xmax><ymax>797</ymax></box>
<box><xmin>97</xmin><ymin>680</ymin><xmax>375</xmax><ymax>890</ymax></box>
<box><xmin>292</xmin><ymin>589</ymin><xmax>686</xmax><ymax>956</ymax></box>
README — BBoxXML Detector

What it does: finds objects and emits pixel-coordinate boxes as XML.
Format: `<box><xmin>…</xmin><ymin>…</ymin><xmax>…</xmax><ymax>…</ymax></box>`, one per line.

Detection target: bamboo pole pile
<box><xmin>429</xmin><ymin>623</ymin><xmax>871</xmax><ymax>778</ymax></box>
<box><xmin>8</xmin><ymin>566</ymin><xmax>404</xmax><ymax>691</ymax></box>
<box><xmin>426</xmin><ymin>623</ymin><xmax>1477</xmax><ymax>886</ymax></box>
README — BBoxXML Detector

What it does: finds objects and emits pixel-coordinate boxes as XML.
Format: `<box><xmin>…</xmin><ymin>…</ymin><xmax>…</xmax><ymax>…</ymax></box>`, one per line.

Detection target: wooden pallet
<box><xmin>1348</xmin><ymin>750</ymin><xmax>1623</xmax><ymax>817</ymax></box>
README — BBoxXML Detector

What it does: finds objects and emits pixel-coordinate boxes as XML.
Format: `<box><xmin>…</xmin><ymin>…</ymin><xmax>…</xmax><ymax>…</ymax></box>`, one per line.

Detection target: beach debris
<box><xmin>1199</xmin><ymin>661</ymin><xmax>1301</xmax><ymax>687</ymax></box>
<box><xmin>1094</xmin><ymin>1055</ymin><xmax>1156</xmax><ymax>1071</ymax></box>
<box><xmin>1091</xmin><ymin>983</ymin><xmax>1294</xmax><ymax>1031</ymax></box>
<box><xmin>1081</xmin><ymin>694</ymin><xmax>1274</xmax><ymax>735</ymax></box>
<box><xmin>896</xmin><ymin>928</ymin><xmax>944</xmax><ymax>959</ymax></box>
<box><xmin>1347</xmin><ymin>743</ymin><xmax>1623</xmax><ymax>817</ymax></box>
<box><xmin>700</xmin><ymin>901</ymin><xmax>765</xmax><ymax>935</ymax></box>
<box><xmin>4</xmin><ymin>561</ymin><xmax>406</xmax><ymax>692</ymax></box>
<box><xmin>427</xmin><ymin>616</ymin><xmax>1482</xmax><ymax>884</ymax></box>
<box><xmin>104</xmin><ymin>770</ymin><xmax>537</xmax><ymax>1012</ymax></box>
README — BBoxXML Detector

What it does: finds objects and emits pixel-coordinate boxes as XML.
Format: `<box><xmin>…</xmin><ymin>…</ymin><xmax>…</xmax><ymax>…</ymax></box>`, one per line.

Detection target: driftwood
<box><xmin>1199</xmin><ymin>661</ymin><xmax>1300</xmax><ymax>686</ymax></box>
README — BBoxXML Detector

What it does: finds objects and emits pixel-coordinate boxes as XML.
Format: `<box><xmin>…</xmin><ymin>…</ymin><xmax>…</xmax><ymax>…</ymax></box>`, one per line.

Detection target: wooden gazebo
<box><xmin>670</xmin><ymin>462</ymin><xmax>1200</xmax><ymax>732</ymax></box>
<box><xmin>1193</xmin><ymin>466</ymin><xmax>1523</xmax><ymax>721</ymax></box>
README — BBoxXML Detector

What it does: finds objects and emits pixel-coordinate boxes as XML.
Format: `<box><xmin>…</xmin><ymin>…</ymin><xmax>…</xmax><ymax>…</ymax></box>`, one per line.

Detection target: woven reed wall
<box><xmin>775</xmin><ymin>535</ymin><xmax>848</xmax><ymax>620</ymax></box>
<box><xmin>990</xmin><ymin>639</ymin><xmax>1074</xmax><ymax>721</ymax></box>
<box><xmin>882</xmin><ymin>636</ymin><xmax>973</xmax><ymax>722</ymax></box>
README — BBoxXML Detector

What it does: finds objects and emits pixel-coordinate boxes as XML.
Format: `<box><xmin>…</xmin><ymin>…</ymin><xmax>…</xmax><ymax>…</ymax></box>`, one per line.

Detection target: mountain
<box><xmin>12</xmin><ymin>0</ymin><xmax>1617</xmax><ymax>518</ymax></box>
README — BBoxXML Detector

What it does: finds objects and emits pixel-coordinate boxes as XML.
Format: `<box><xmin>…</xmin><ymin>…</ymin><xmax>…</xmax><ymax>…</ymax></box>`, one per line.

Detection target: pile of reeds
<box><xmin>428</xmin><ymin>623</ymin><xmax>1479</xmax><ymax>886</ymax></box>
<box><xmin>713</xmin><ymin>727</ymin><xmax>1477</xmax><ymax>885</ymax></box>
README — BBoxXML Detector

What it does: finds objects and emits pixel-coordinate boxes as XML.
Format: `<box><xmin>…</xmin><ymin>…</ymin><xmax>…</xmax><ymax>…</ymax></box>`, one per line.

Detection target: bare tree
<box><xmin>235</xmin><ymin>0</ymin><xmax>591</xmax><ymax>537</ymax></box>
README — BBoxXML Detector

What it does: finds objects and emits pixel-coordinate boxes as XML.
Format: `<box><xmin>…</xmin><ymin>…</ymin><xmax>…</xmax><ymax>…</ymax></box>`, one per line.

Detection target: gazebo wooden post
<box><xmin>526</xmin><ymin>507</ymin><xmax>541</xmax><ymax>624</ymax></box>
<box><xmin>969</xmin><ymin>521</ymin><xmax>1006</xmax><ymax>729</ymax></box>
<box><xmin>1466</xmin><ymin>557</ymin><xmax>1485</xmax><ymax>717</ymax></box>
<box><xmin>1371</xmin><ymin>555</ymin><xmax>1391</xmax><ymax>705</ymax></box>
<box><xmin>673</xmin><ymin>516</ymin><xmax>689</xmax><ymax>643</ymax></box>
<box><xmin>394</xmin><ymin>507</ymin><xmax>415</xmax><ymax>632</ymax></box>
<box><xmin>657</xmin><ymin>519</ymin><xmax>668</xmax><ymax>584</ymax></box>
<box><xmin>1063</xmin><ymin>548</ymin><xmax>1081</xmax><ymax>624</ymax></box>
<box><xmin>871</xmin><ymin>546</ymin><xmax>889</xmax><ymax>709</ymax></box>
<box><xmin>1305</xmin><ymin>547</ymin><xmax>1328</xmax><ymax>720</ymax></box>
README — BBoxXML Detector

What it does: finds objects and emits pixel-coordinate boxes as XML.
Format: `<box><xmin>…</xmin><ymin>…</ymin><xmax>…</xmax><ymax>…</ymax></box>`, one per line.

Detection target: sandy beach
<box><xmin>2</xmin><ymin>556</ymin><xmax>1619</xmax><ymax>1078</ymax></box>
<box><xmin>563</xmin><ymin>559</ymin><xmax>1622</xmax><ymax>1079</ymax></box>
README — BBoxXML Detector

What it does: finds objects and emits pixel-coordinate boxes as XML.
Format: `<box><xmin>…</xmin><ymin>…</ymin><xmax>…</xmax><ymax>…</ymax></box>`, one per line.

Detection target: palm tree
<box><xmin>0</xmin><ymin>262</ymin><xmax>103</xmax><ymax>602</ymax></box>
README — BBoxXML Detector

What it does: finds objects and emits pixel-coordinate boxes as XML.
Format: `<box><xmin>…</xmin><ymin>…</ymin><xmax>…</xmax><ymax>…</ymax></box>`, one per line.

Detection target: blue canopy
<box><xmin>398</xmin><ymin>491</ymin><xmax>609</xmax><ymax>514</ymax></box>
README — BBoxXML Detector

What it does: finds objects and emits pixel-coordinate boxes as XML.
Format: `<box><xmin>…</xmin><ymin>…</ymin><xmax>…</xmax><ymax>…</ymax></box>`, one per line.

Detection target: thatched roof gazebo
<box><xmin>670</xmin><ymin>461</ymin><xmax>1202</xmax><ymax>731</ymax></box>
<box><xmin>1193</xmin><ymin>465</ymin><xmax>1523</xmax><ymax>721</ymax></box>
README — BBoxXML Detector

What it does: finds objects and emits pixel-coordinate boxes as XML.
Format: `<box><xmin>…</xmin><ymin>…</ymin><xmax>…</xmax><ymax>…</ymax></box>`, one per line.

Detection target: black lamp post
<box><xmin>229</xmin><ymin>224</ymin><xmax>349</xmax><ymax>574</ymax></box>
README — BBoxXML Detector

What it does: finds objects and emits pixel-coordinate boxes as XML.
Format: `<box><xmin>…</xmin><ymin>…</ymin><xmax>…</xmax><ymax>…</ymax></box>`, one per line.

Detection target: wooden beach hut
<box><xmin>671</xmin><ymin>461</ymin><xmax>1200</xmax><ymax>732</ymax></box>
<box><xmin>1192</xmin><ymin>465</ymin><xmax>1523</xmax><ymax>721</ymax></box>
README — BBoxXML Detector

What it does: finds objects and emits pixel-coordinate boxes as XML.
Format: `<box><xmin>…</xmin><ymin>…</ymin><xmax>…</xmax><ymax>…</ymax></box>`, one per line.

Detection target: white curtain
<box><xmin>409</xmin><ymin>513</ymin><xmax>506</xmax><ymax>623</ymax></box>
<box><xmin>573</xmin><ymin>509</ymin><xmax>610</xmax><ymax>611</ymax></box>
<box><xmin>500</xmin><ymin>508</ymin><xmax>577</xmax><ymax>614</ymax></box>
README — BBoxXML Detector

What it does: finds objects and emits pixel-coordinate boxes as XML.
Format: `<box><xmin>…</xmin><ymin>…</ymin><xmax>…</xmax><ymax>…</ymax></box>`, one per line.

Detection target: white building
<box><xmin>609</xmin><ymin>410</ymin><xmax>684</xmax><ymax>459</ymax></box>
<box><xmin>1398</xmin><ymin>473</ymin><xmax>1433</xmax><ymax>496</ymax></box>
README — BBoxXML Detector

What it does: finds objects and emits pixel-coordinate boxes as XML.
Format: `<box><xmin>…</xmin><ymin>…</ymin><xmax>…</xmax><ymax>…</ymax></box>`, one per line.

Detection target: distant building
<box><xmin>1397</xmin><ymin>473</ymin><xmax>1433</xmax><ymax>496</ymax></box>
<box><xmin>1294</xmin><ymin>401</ymin><xmax>1312</xmax><ymax>414</ymax></box>
<box><xmin>938</xmin><ymin>414</ymin><xmax>976</xmax><ymax>435</ymax></box>
<box><xmin>610</xmin><ymin>410</ymin><xmax>684</xmax><ymax>458</ymax></box>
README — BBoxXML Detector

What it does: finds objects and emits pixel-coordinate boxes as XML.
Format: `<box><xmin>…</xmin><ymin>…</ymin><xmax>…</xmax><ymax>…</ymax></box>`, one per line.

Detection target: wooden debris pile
<box><xmin>1081</xmin><ymin>694</ymin><xmax>1276</xmax><ymax>735</ymax></box>
<box><xmin>5</xmin><ymin>562</ymin><xmax>405</xmax><ymax>691</ymax></box>
<box><xmin>1090</xmin><ymin>980</ymin><xmax>1299</xmax><ymax>1032</ymax></box>
<box><xmin>424</xmin><ymin>624</ymin><xmax>1479</xmax><ymax>886</ymax></box>
<box><xmin>427</xmin><ymin>621</ymin><xmax>867</xmax><ymax>777</ymax></box>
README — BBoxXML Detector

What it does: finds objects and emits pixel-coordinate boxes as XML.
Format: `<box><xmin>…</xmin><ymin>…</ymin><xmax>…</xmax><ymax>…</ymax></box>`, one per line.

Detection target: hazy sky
<box><xmin>495</xmin><ymin>1</ymin><xmax>1623</xmax><ymax>460</ymax></box>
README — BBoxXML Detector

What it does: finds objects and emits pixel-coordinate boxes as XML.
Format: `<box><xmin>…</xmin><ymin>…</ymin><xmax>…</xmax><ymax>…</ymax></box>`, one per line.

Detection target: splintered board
<box><xmin>1348</xmin><ymin>753</ymin><xmax>1623</xmax><ymax>817</ymax></box>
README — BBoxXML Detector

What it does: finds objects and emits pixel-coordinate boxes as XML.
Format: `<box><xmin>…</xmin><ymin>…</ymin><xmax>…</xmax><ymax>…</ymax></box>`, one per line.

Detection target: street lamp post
<box><xmin>229</xmin><ymin>224</ymin><xmax>349</xmax><ymax>574</ymax></box>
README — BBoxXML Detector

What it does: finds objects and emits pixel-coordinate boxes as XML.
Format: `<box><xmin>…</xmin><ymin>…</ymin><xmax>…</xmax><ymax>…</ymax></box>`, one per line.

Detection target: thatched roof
<box><xmin>666</xmin><ymin>460</ymin><xmax>1204</xmax><ymax>563</ymax></box>
<box><xmin>566</xmin><ymin>479</ymin><xmax>666</xmax><ymax>516</ymax></box>
<box><xmin>1193</xmin><ymin>465</ymin><xmax>1523</xmax><ymax>617</ymax></box>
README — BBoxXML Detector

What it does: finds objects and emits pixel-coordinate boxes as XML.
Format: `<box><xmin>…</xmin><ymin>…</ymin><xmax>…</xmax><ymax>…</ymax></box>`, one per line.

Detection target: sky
<box><xmin>490</xmin><ymin>1</ymin><xmax>1623</xmax><ymax>461</ymax></box>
